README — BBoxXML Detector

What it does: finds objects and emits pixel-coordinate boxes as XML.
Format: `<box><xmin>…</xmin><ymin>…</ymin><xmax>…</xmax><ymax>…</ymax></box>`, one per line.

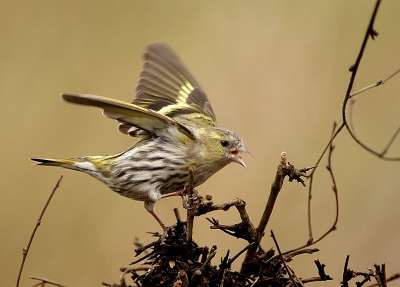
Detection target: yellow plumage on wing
<box><xmin>31</xmin><ymin>43</ymin><xmax>250</xmax><ymax>232</ymax></box>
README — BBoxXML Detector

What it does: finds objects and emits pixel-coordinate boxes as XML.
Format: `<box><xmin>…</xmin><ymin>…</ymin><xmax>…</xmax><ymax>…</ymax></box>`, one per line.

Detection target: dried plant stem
<box><xmin>16</xmin><ymin>175</ymin><xmax>63</xmax><ymax>287</ymax></box>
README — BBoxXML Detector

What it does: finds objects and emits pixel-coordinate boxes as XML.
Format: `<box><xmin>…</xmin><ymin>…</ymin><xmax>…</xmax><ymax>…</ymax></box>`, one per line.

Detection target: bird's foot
<box><xmin>148</xmin><ymin>210</ymin><xmax>170</xmax><ymax>241</ymax></box>
<box><xmin>159</xmin><ymin>224</ymin><xmax>169</xmax><ymax>242</ymax></box>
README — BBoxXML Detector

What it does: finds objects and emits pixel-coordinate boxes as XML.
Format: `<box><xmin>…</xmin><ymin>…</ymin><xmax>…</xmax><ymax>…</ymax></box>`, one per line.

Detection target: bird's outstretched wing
<box><xmin>62</xmin><ymin>43</ymin><xmax>215</xmax><ymax>139</ymax></box>
<box><xmin>61</xmin><ymin>93</ymin><xmax>195</xmax><ymax>140</ymax></box>
<box><xmin>133</xmin><ymin>42</ymin><xmax>216</xmax><ymax>122</ymax></box>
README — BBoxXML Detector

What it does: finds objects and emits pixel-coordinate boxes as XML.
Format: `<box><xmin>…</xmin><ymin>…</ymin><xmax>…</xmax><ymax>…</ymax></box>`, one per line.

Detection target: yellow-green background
<box><xmin>2</xmin><ymin>1</ymin><xmax>399</xmax><ymax>286</ymax></box>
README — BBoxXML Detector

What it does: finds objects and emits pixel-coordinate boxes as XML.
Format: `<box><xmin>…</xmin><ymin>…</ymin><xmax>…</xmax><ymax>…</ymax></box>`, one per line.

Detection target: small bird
<box><xmin>31</xmin><ymin>43</ymin><xmax>250</xmax><ymax>232</ymax></box>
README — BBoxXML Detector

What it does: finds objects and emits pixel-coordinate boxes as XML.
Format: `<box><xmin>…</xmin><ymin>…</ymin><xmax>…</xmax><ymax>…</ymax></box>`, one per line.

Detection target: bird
<box><xmin>31</xmin><ymin>42</ymin><xmax>251</xmax><ymax>233</ymax></box>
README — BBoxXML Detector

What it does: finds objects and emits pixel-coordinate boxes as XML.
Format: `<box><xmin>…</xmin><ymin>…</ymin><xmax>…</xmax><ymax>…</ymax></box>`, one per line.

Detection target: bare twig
<box><xmin>29</xmin><ymin>276</ymin><xmax>68</xmax><ymax>287</ymax></box>
<box><xmin>380</xmin><ymin>124</ymin><xmax>400</xmax><ymax>157</ymax></box>
<box><xmin>241</xmin><ymin>152</ymin><xmax>313</xmax><ymax>275</ymax></box>
<box><xmin>207</xmin><ymin>199</ymin><xmax>257</xmax><ymax>242</ymax></box>
<box><xmin>276</xmin><ymin>124</ymin><xmax>338</xmax><ymax>259</ymax></box>
<box><xmin>16</xmin><ymin>175</ymin><xmax>63</xmax><ymax>287</ymax></box>
<box><xmin>342</xmin><ymin>255</ymin><xmax>352</xmax><ymax>287</ymax></box>
<box><xmin>339</xmin><ymin>262</ymin><xmax>399</xmax><ymax>287</ymax></box>
<box><xmin>201</xmin><ymin>245</ymin><xmax>217</xmax><ymax>268</ymax></box>
<box><xmin>227</xmin><ymin>243</ymin><xmax>255</xmax><ymax>267</ymax></box>
<box><xmin>311</xmin><ymin>122</ymin><xmax>340</xmax><ymax>244</ymax></box>
<box><xmin>285</xmin><ymin>247</ymin><xmax>319</xmax><ymax>259</ymax></box>
<box><xmin>308</xmin><ymin>0</ymin><xmax>386</xmax><ymax>239</ymax></box>
<box><xmin>348</xmin><ymin>98</ymin><xmax>357</xmax><ymax>136</ymax></box>
<box><xmin>234</xmin><ymin>200</ymin><xmax>257</xmax><ymax>242</ymax></box>
<box><xmin>271</xmin><ymin>230</ymin><xmax>304</xmax><ymax>287</ymax></box>
<box><xmin>345</xmin><ymin>97</ymin><xmax>400</xmax><ymax>160</ymax></box>
<box><xmin>314</xmin><ymin>259</ymin><xmax>332</xmax><ymax>281</ymax></box>
<box><xmin>343</xmin><ymin>0</ymin><xmax>381</xmax><ymax>106</ymax></box>
<box><xmin>186</xmin><ymin>167</ymin><xmax>195</xmax><ymax>244</ymax></box>
<box><xmin>188</xmin><ymin>195</ymin><xmax>244</xmax><ymax>217</ymax></box>
<box><xmin>241</xmin><ymin>152</ymin><xmax>286</xmax><ymax>274</ymax></box>
<box><xmin>307</xmin><ymin>124</ymin><xmax>343</xmax><ymax>238</ymax></box>
<box><xmin>373</xmin><ymin>264</ymin><xmax>387</xmax><ymax>287</ymax></box>
<box><xmin>367</xmin><ymin>272</ymin><xmax>400</xmax><ymax>287</ymax></box>
<box><xmin>340</xmin><ymin>0</ymin><xmax>400</xmax><ymax>161</ymax></box>
<box><xmin>349</xmin><ymin>67</ymin><xmax>400</xmax><ymax>98</ymax></box>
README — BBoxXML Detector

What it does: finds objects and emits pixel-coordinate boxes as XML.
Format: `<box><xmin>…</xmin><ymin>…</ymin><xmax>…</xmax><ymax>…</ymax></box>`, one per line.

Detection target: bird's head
<box><xmin>199</xmin><ymin>127</ymin><xmax>251</xmax><ymax>169</ymax></box>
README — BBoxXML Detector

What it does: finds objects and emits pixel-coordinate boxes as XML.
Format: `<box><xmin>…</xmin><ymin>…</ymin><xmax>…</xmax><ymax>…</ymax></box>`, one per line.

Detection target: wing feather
<box><xmin>61</xmin><ymin>93</ymin><xmax>195</xmax><ymax>140</ymax></box>
<box><xmin>133</xmin><ymin>43</ymin><xmax>216</xmax><ymax>121</ymax></box>
<box><xmin>61</xmin><ymin>43</ymin><xmax>216</xmax><ymax>140</ymax></box>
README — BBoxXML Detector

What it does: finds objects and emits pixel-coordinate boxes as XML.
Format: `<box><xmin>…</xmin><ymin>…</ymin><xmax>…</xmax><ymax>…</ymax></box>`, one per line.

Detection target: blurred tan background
<box><xmin>2</xmin><ymin>1</ymin><xmax>400</xmax><ymax>286</ymax></box>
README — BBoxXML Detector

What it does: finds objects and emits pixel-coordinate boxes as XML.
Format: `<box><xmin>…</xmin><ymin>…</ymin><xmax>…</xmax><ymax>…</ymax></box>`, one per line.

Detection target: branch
<box><xmin>207</xmin><ymin>200</ymin><xmax>257</xmax><ymax>242</ymax></box>
<box><xmin>28</xmin><ymin>276</ymin><xmax>68</xmax><ymax>287</ymax></box>
<box><xmin>271</xmin><ymin>230</ymin><xmax>304</xmax><ymax>287</ymax></box>
<box><xmin>367</xmin><ymin>272</ymin><xmax>400</xmax><ymax>287</ymax></box>
<box><xmin>185</xmin><ymin>167</ymin><xmax>195</xmax><ymax>244</ymax></box>
<box><xmin>340</xmin><ymin>0</ymin><xmax>400</xmax><ymax>161</ymax></box>
<box><xmin>241</xmin><ymin>152</ymin><xmax>314</xmax><ymax>275</ymax></box>
<box><xmin>308</xmin><ymin>0</ymin><xmax>386</xmax><ymax>239</ymax></box>
<box><xmin>342</xmin><ymin>255</ymin><xmax>352</xmax><ymax>287</ymax></box>
<box><xmin>16</xmin><ymin>175</ymin><xmax>63</xmax><ymax>287</ymax></box>
<box><xmin>349</xmin><ymin>67</ymin><xmax>400</xmax><ymax>99</ymax></box>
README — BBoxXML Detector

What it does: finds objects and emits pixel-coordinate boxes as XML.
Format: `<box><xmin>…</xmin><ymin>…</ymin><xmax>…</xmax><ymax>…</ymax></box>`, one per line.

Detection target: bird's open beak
<box><xmin>230</xmin><ymin>145</ymin><xmax>252</xmax><ymax>168</ymax></box>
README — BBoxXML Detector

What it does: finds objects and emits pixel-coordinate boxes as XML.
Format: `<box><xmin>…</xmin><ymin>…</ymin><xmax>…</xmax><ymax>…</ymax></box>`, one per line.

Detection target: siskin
<box><xmin>31</xmin><ymin>43</ymin><xmax>250</xmax><ymax>232</ymax></box>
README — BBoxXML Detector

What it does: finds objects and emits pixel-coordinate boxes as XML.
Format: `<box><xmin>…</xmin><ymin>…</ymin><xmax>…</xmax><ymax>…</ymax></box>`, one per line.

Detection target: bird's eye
<box><xmin>220</xmin><ymin>140</ymin><xmax>229</xmax><ymax>147</ymax></box>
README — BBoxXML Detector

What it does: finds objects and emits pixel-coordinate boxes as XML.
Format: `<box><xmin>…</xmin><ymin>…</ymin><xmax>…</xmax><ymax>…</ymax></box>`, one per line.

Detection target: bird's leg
<box><xmin>161</xmin><ymin>189</ymin><xmax>191</xmax><ymax>209</ymax></box>
<box><xmin>161</xmin><ymin>188</ymin><xmax>197</xmax><ymax>210</ymax></box>
<box><xmin>149</xmin><ymin>210</ymin><xmax>169</xmax><ymax>241</ymax></box>
<box><xmin>160</xmin><ymin>189</ymin><xmax>186</xmax><ymax>198</ymax></box>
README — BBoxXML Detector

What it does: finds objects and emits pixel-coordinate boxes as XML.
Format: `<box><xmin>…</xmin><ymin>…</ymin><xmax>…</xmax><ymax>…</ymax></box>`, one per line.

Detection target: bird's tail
<box><xmin>31</xmin><ymin>156</ymin><xmax>109</xmax><ymax>184</ymax></box>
